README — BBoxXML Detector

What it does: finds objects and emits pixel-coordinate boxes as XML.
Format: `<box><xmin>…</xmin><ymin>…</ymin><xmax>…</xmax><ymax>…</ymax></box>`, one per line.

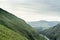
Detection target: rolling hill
<box><xmin>0</xmin><ymin>8</ymin><xmax>46</xmax><ymax>40</ymax></box>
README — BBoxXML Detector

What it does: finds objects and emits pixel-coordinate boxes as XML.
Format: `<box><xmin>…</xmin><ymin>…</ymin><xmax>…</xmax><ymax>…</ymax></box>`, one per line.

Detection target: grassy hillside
<box><xmin>0</xmin><ymin>24</ymin><xmax>28</xmax><ymax>40</ymax></box>
<box><xmin>42</xmin><ymin>23</ymin><xmax>60</xmax><ymax>40</ymax></box>
<box><xmin>0</xmin><ymin>8</ymin><xmax>46</xmax><ymax>40</ymax></box>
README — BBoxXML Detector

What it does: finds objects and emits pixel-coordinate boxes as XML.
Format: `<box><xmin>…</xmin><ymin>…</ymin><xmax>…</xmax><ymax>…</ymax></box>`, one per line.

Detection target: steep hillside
<box><xmin>42</xmin><ymin>23</ymin><xmax>60</xmax><ymax>40</ymax></box>
<box><xmin>0</xmin><ymin>24</ymin><xmax>28</xmax><ymax>40</ymax></box>
<box><xmin>0</xmin><ymin>8</ymin><xmax>46</xmax><ymax>40</ymax></box>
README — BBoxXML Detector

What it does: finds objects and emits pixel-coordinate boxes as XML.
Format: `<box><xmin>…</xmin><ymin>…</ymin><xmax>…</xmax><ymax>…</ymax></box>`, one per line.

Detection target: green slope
<box><xmin>42</xmin><ymin>23</ymin><xmax>60</xmax><ymax>40</ymax></box>
<box><xmin>0</xmin><ymin>24</ymin><xmax>28</xmax><ymax>40</ymax></box>
<box><xmin>0</xmin><ymin>8</ymin><xmax>46</xmax><ymax>40</ymax></box>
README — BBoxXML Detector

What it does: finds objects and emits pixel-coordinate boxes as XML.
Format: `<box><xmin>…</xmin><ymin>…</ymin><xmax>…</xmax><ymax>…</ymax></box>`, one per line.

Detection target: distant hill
<box><xmin>28</xmin><ymin>20</ymin><xmax>59</xmax><ymax>31</ymax></box>
<box><xmin>0</xmin><ymin>8</ymin><xmax>46</xmax><ymax>40</ymax></box>
<box><xmin>42</xmin><ymin>23</ymin><xmax>60</xmax><ymax>40</ymax></box>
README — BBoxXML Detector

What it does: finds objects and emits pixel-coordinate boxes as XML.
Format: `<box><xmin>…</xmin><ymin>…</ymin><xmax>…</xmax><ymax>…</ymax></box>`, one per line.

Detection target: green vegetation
<box><xmin>0</xmin><ymin>24</ymin><xmax>28</xmax><ymax>40</ymax></box>
<box><xmin>0</xmin><ymin>8</ymin><xmax>46</xmax><ymax>40</ymax></box>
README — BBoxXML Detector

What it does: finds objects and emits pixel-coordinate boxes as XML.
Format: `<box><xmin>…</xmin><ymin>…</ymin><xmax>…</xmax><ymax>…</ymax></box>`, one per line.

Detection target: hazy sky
<box><xmin>0</xmin><ymin>0</ymin><xmax>60</xmax><ymax>21</ymax></box>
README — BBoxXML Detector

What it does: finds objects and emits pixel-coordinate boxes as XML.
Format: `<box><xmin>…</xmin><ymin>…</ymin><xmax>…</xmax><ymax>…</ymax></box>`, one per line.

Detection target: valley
<box><xmin>0</xmin><ymin>8</ymin><xmax>60</xmax><ymax>40</ymax></box>
<box><xmin>28</xmin><ymin>20</ymin><xmax>60</xmax><ymax>40</ymax></box>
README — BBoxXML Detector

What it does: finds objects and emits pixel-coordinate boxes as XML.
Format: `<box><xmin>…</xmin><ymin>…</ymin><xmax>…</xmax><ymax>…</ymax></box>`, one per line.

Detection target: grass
<box><xmin>0</xmin><ymin>24</ymin><xmax>28</xmax><ymax>40</ymax></box>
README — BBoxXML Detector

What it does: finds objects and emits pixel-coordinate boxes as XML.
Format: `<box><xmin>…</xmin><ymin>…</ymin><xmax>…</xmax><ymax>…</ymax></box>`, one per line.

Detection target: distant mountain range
<box><xmin>28</xmin><ymin>20</ymin><xmax>59</xmax><ymax>31</ymax></box>
<box><xmin>0</xmin><ymin>8</ymin><xmax>46</xmax><ymax>40</ymax></box>
<box><xmin>28</xmin><ymin>20</ymin><xmax>60</xmax><ymax>40</ymax></box>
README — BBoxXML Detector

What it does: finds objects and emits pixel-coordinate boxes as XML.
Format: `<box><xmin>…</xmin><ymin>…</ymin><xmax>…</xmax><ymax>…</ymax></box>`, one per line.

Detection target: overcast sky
<box><xmin>0</xmin><ymin>0</ymin><xmax>60</xmax><ymax>21</ymax></box>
